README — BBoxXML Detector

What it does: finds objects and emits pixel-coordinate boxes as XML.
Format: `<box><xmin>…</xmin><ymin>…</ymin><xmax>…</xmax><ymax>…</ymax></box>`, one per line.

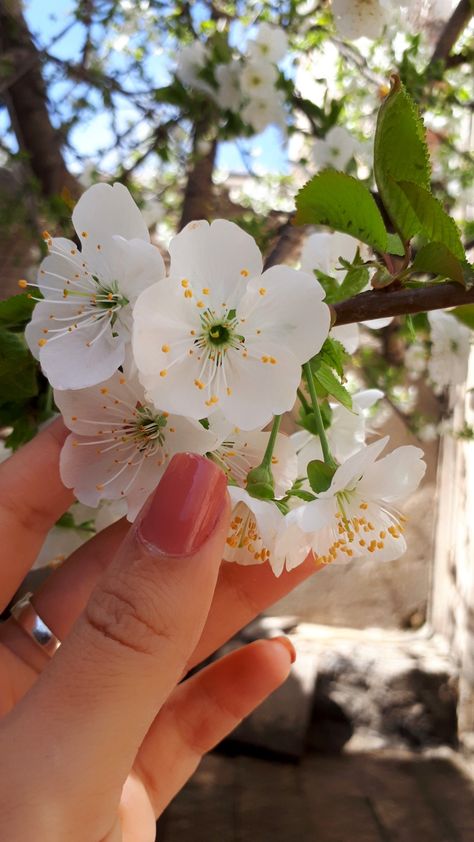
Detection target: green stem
<box><xmin>297</xmin><ymin>387</ymin><xmax>311</xmax><ymax>414</ymax></box>
<box><xmin>303</xmin><ymin>363</ymin><xmax>336</xmax><ymax>468</ymax></box>
<box><xmin>262</xmin><ymin>414</ymin><xmax>282</xmax><ymax>467</ymax></box>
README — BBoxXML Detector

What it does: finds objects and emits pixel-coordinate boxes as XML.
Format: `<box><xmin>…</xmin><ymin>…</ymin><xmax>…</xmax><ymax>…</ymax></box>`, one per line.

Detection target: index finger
<box><xmin>0</xmin><ymin>418</ymin><xmax>73</xmax><ymax>609</ymax></box>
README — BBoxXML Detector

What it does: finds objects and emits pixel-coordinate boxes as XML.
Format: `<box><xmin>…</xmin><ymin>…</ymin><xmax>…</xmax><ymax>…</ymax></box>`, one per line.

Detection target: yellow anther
<box><xmin>38</xmin><ymin>338</ymin><xmax>47</xmax><ymax>347</ymax></box>
<box><xmin>161</xmin><ymin>344</ymin><xmax>170</xmax><ymax>353</ymax></box>
<box><xmin>240</xmin><ymin>269</ymin><xmax>249</xmax><ymax>277</ymax></box>
<box><xmin>42</xmin><ymin>230</ymin><xmax>51</xmax><ymax>240</ymax></box>
<box><xmin>190</xmin><ymin>329</ymin><xmax>196</xmax><ymax>336</ymax></box>
<box><xmin>100</xmin><ymin>387</ymin><xmax>108</xmax><ymax>394</ymax></box>
<box><xmin>160</xmin><ymin>370</ymin><xmax>167</xmax><ymax>377</ymax></box>
<box><xmin>81</xmin><ymin>231</ymin><xmax>88</xmax><ymax>237</ymax></box>
<box><xmin>377</xmin><ymin>541</ymin><xmax>384</xmax><ymax>549</ymax></box>
<box><xmin>259</xmin><ymin>287</ymin><xmax>266</xmax><ymax>296</ymax></box>
<box><xmin>379</xmin><ymin>530</ymin><xmax>386</xmax><ymax>539</ymax></box>
<box><xmin>181</xmin><ymin>279</ymin><xmax>189</xmax><ymax>288</ymax></box>
<box><xmin>261</xmin><ymin>355</ymin><xmax>269</xmax><ymax>363</ymax></box>
<box><xmin>202</xmin><ymin>287</ymin><xmax>210</xmax><ymax>295</ymax></box>
<box><xmin>271</xmin><ymin>456</ymin><xmax>279</xmax><ymax>464</ymax></box>
<box><xmin>169</xmin><ymin>427</ymin><xmax>175</xmax><ymax>433</ymax></box>
<box><xmin>184</xmin><ymin>289</ymin><xmax>193</xmax><ymax>298</ymax></box>
<box><xmin>96</xmin><ymin>483</ymin><xmax>104</xmax><ymax>491</ymax></box>
<box><xmin>119</xmin><ymin>377</ymin><xmax>126</xmax><ymax>384</ymax></box>
<box><xmin>227</xmin><ymin>387</ymin><xmax>232</xmax><ymax>396</ymax></box>
<box><xmin>18</xmin><ymin>279</ymin><xmax>28</xmax><ymax>288</ymax></box>
<box><xmin>359</xmin><ymin>539</ymin><xmax>366</xmax><ymax>547</ymax></box>
<box><xmin>270</xmin><ymin>357</ymin><xmax>277</xmax><ymax>364</ymax></box>
<box><xmin>197</xmin><ymin>300</ymin><xmax>205</xmax><ymax>308</ymax></box>
<box><xmin>194</xmin><ymin>379</ymin><xmax>205</xmax><ymax>390</ymax></box>
<box><xmin>360</xmin><ymin>502</ymin><xmax>368</xmax><ymax>510</ymax></box>
<box><xmin>96</xmin><ymin>244</ymin><xmax>101</xmax><ymax>251</ymax></box>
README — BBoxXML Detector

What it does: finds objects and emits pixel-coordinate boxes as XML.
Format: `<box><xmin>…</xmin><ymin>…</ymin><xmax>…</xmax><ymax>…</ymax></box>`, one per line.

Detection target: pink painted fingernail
<box><xmin>138</xmin><ymin>453</ymin><xmax>227</xmax><ymax>555</ymax></box>
<box><xmin>270</xmin><ymin>636</ymin><xmax>297</xmax><ymax>664</ymax></box>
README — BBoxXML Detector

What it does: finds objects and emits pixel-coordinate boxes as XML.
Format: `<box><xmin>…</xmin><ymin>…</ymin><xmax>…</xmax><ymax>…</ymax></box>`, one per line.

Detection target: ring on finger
<box><xmin>10</xmin><ymin>592</ymin><xmax>61</xmax><ymax>658</ymax></box>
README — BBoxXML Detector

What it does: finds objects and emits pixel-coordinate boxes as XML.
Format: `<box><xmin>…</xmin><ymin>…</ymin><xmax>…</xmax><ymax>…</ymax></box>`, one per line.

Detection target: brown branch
<box><xmin>333</xmin><ymin>283</ymin><xmax>474</xmax><ymax>326</ymax></box>
<box><xmin>178</xmin><ymin>120</ymin><xmax>217</xmax><ymax>230</ymax></box>
<box><xmin>430</xmin><ymin>0</ymin><xmax>474</xmax><ymax>64</ymax></box>
<box><xmin>0</xmin><ymin>0</ymin><xmax>80</xmax><ymax>199</ymax></box>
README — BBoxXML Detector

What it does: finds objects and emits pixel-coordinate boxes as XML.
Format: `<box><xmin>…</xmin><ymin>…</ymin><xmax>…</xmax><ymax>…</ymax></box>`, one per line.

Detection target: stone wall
<box><xmin>431</xmin><ymin>351</ymin><xmax>474</xmax><ymax>733</ymax></box>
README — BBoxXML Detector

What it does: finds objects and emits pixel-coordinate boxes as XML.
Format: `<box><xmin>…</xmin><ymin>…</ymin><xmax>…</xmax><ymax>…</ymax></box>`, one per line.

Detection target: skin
<box><xmin>0</xmin><ymin>419</ymin><xmax>321</xmax><ymax>841</ymax></box>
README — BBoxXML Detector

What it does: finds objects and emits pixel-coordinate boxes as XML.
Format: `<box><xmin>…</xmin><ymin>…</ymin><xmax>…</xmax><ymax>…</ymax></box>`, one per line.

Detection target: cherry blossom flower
<box><xmin>133</xmin><ymin>219</ymin><xmax>330</xmax><ymax>429</ymax></box>
<box><xmin>405</xmin><ymin>341</ymin><xmax>428</xmax><ymax>380</ymax></box>
<box><xmin>223</xmin><ymin>489</ymin><xmax>312</xmax><ymax>576</ymax></box>
<box><xmin>296</xmin><ymin>437</ymin><xmax>426</xmax><ymax>565</ymax></box>
<box><xmin>247</xmin><ymin>23</ymin><xmax>289</xmax><ymax>64</ymax></box>
<box><xmin>242</xmin><ymin>90</ymin><xmax>287</xmax><ymax>133</ymax></box>
<box><xmin>55</xmin><ymin>370</ymin><xmax>218</xmax><ymax>521</ymax></box>
<box><xmin>25</xmin><ymin>183</ymin><xmax>164</xmax><ymax>390</ymax></box>
<box><xmin>208</xmin><ymin>412</ymin><xmax>298</xmax><ymax>498</ymax></box>
<box><xmin>176</xmin><ymin>42</ymin><xmax>212</xmax><ymax>94</ymax></box>
<box><xmin>300</xmin><ymin>230</ymin><xmax>392</xmax><ymax>352</ymax></box>
<box><xmin>428</xmin><ymin>310</ymin><xmax>470</xmax><ymax>391</ymax></box>
<box><xmin>214</xmin><ymin>61</ymin><xmax>242</xmax><ymax>111</ymax></box>
<box><xmin>241</xmin><ymin>59</ymin><xmax>278</xmax><ymax>98</ymax></box>
<box><xmin>331</xmin><ymin>0</ymin><xmax>391</xmax><ymax>40</ymax></box>
<box><xmin>293</xmin><ymin>388</ymin><xmax>384</xmax><ymax>467</ymax></box>
<box><xmin>312</xmin><ymin>126</ymin><xmax>358</xmax><ymax>171</ymax></box>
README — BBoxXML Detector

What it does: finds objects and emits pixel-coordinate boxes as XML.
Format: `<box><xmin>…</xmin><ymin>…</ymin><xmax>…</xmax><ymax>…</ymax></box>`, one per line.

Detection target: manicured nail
<box><xmin>270</xmin><ymin>636</ymin><xmax>297</xmax><ymax>664</ymax></box>
<box><xmin>138</xmin><ymin>453</ymin><xmax>227</xmax><ymax>555</ymax></box>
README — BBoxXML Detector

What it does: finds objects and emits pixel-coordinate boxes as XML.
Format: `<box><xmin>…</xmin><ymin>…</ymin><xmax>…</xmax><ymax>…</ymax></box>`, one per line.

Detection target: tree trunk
<box><xmin>178</xmin><ymin>120</ymin><xmax>217</xmax><ymax>230</ymax></box>
<box><xmin>0</xmin><ymin>0</ymin><xmax>79</xmax><ymax>198</ymax></box>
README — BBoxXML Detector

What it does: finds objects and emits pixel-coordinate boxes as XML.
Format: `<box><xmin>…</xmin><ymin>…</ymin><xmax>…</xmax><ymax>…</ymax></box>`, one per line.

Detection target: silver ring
<box><xmin>10</xmin><ymin>592</ymin><xmax>61</xmax><ymax>657</ymax></box>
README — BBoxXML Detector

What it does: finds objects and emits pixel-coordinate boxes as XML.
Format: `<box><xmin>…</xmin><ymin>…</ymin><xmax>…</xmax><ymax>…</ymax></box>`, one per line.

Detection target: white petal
<box><xmin>331</xmin><ymin>323</ymin><xmax>359</xmax><ymax>354</ymax></box>
<box><xmin>72</xmin><ymin>183</ymin><xmax>149</xmax><ymax>256</ymax></box>
<box><xmin>323</xmin><ymin>437</ymin><xmax>389</xmax><ymax>497</ymax></box>
<box><xmin>103</xmin><ymin>237</ymin><xmax>165</xmax><ymax>302</ymax></box>
<box><xmin>352</xmin><ymin>389</ymin><xmax>384</xmax><ymax>412</ymax></box>
<box><xmin>241</xmin><ymin>265</ymin><xmax>330</xmax><ymax>363</ymax></box>
<box><xmin>361</xmin><ymin>316</ymin><xmax>393</xmax><ymax>329</ymax></box>
<box><xmin>54</xmin><ymin>370</ymin><xmax>142</xmax><ymax>435</ymax></box>
<box><xmin>168</xmin><ymin>219</ymin><xmax>263</xmax><ymax>304</ymax></box>
<box><xmin>358</xmin><ymin>445</ymin><xmax>426</xmax><ymax>503</ymax></box>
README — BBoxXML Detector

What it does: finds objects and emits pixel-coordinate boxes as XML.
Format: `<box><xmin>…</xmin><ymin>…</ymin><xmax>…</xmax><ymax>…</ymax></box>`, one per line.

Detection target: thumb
<box><xmin>12</xmin><ymin>454</ymin><xmax>230</xmax><ymax>794</ymax></box>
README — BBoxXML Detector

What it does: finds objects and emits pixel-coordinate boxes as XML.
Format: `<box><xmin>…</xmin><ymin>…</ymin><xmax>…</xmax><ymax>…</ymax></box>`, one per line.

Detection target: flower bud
<box><xmin>246</xmin><ymin>463</ymin><xmax>275</xmax><ymax>500</ymax></box>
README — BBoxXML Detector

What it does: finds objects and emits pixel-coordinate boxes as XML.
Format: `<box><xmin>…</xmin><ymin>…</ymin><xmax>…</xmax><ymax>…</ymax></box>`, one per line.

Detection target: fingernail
<box><xmin>270</xmin><ymin>636</ymin><xmax>297</xmax><ymax>664</ymax></box>
<box><xmin>138</xmin><ymin>453</ymin><xmax>227</xmax><ymax>555</ymax></box>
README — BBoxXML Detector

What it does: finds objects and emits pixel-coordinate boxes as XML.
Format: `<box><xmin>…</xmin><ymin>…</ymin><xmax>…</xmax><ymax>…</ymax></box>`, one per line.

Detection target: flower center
<box><xmin>208</xmin><ymin>323</ymin><xmax>231</xmax><ymax>346</ymax></box>
<box><xmin>92</xmin><ymin>277</ymin><xmax>129</xmax><ymax>312</ymax></box>
<box><xmin>130</xmin><ymin>405</ymin><xmax>168</xmax><ymax>452</ymax></box>
<box><xmin>196</xmin><ymin>307</ymin><xmax>244</xmax><ymax>354</ymax></box>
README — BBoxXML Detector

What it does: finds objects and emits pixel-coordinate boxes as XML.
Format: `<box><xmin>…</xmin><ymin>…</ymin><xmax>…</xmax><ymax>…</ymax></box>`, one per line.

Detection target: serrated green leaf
<box><xmin>451</xmin><ymin>305</ymin><xmax>474</xmax><ymax>330</ymax></box>
<box><xmin>307</xmin><ymin>459</ymin><xmax>336</xmax><ymax>494</ymax></box>
<box><xmin>398</xmin><ymin>181</ymin><xmax>465</xmax><ymax>260</ymax></box>
<box><xmin>314</xmin><ymin>337</ymin><xmax>349</xmax><ymax>378</ymax></box>
<box><xmin>312</xmin><ymin>361</ymin><xmax>352</xmax><ymax>409</ymax></box>
<box><xmin>411</xmin><ymin>242</ymin><xmax>465</xmax><ymax>284</ymax></box>
<box><xmin>314</xmin><ymin>270</ymin><xmax>340</xmax><ymax>304</ymax></box>
<box><xmin>374</xmin><ymin>76</ymin><xmax>430</xmax><ymax>241</ymax></box>
<box><xmin>294</xmin><ymin>171</ymin><xmax>388</xmax><ymax>252</ymax></box>
<box><xmin>0</xmin><ymin>294</ymin><xmax>35</xmax><ymax>329</ymax></box>
<box><xmin>337</xmin><ymin>264</ymin><xmax>370</xmax><ymax>300</ymax></box>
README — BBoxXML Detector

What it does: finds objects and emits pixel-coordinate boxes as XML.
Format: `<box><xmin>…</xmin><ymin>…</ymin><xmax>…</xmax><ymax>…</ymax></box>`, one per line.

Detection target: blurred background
<box><xmin>0</xmin><ymin>1</ymin><xmax>473</xmax><ymax>839</ymax></box>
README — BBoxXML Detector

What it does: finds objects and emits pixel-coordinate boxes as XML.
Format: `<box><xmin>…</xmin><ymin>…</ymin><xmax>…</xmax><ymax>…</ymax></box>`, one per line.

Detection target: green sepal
<box><xmin>307</xmin><ymin>459</ymin><xmax>336</xmax><ymax>494</ymax></box>
<box><xmin>246</xmin><ymin>463</ymin><xmax>275</xmax><ymax>501</ymax></box>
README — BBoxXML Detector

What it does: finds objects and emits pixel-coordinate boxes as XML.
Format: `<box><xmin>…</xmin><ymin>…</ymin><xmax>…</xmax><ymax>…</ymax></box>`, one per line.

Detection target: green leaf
<box><xmin>288</xmin><ymin>488</ymin><xmax>317</xmax><ymax>502</ymax></box>
<box><xmin>411</xmin><ymin>242</ymin><xmax>465</xmax><ymax>284</ymax></box>
<box><xmin>315</xmin><ymin>338</ymin><xmax>349</xmax><ymax>378</ymax></box>
<box><xmin>0</xmin><ymin>294</ymin><xmax>35</xmax><ymax>330</ymax></box>
<box><xmin>307</xmin><ymin>459</ymin><xmax>336</xmax><ymax>494</ymax></box>
<box><xmin>314</xmin><ymin>270</ymin><xmax>340</xmax><ymax>304</ymax></box>
<box><xmin>374</xmin><ymin>76</ymin><xmax>430</xmax><ymax>241</ymax></box>
<box><xmin>294</xmin><ymin>171</ymin><xmax>388</xmax><ymax>253</ymax></box>
<box><xmin>0</xmin><ymin>329</ymin><xmax>38</xmax><ymax>400</ymax></box>
<box><xmin>451</xmin><ymin>305</ymin><xmax>474</xmax><ymax>330</ymax></box>
<box><xmin>398</xmin><ymin>181</ymin><xmax>465</xmax><ymax>260</ymax></box>
<box><xmin>337</xmin><ymin>264</ymin><xmax>370</xmax><ymax>300</ymax></box>
<box><xmin>386</xmin><ymin>233</ymin><xmax>406</xmax><ymax>256</ymax></box>
<box><xmin>312</xmin><ymin>361</ymin><xmax>352</xmax><ymax>409</ymax></box>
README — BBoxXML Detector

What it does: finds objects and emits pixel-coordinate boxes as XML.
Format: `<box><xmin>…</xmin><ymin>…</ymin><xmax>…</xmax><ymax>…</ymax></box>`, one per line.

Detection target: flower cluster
<box><xmin>176</xmin><ymin>23</ymin><xmax>288</xmax><ymax>133</ymax></box>
<box><xmin>25</xmin><ymin>183</ymin><xmax>426</xmax><ymax>577</ymax></box>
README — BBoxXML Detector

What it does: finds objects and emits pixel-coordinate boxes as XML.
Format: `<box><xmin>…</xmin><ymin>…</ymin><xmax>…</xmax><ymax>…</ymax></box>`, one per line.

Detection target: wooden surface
<box><xmin>158</xmin><ymin>750</ymin><xmax>474</xmax><ymax>842</ymax></box>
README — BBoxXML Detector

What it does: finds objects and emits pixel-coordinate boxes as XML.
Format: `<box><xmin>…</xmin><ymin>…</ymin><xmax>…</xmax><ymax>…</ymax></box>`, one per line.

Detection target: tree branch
<box><xmin>178</xmin><ymin>120</ymin><xmax>217</xmax><ymax>230</ymax></box>
<box><xmin>430</xmin><ymin>0</ymin><xmax>474</xmax><ymax>64</ymax></box>
<box><xmin>333</xmin><ymin>283</ymin><xmax>474</xmax><ymax>326</ymax></box>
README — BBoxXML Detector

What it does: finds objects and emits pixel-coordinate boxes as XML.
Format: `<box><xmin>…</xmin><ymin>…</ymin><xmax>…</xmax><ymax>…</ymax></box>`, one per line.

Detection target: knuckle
<box><xmin>83</xmin><ymin>573</ymin><xmax>180</xmax><ymax>660</ymax></box>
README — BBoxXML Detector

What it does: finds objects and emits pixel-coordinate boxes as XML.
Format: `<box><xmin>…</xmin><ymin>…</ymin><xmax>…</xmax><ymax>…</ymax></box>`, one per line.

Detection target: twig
<box><xmin>333</xmin><ymin>282</ymin><xmax>474</xmax><ymax>326</ymax></box>
<box><xmin>430</xmin><ymin>0</ymin><xmax>474</xmax><ymax>64</ymax></box>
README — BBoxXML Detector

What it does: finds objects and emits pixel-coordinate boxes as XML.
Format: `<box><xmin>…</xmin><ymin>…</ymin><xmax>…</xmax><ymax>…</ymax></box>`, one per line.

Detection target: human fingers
<box><xmin>134</xmin><ymin>637</ymin><xmax>295</xmax><ymax>817</ymax></box>
<box><xmin>0</xmin><ymin>418</ymin><xmax>73</xmax><ymax>609</ymax></box>
<box><xmin>0</xmin><ymin>454</ymin><xmax>230</xmax><ymax>841</ymax></box>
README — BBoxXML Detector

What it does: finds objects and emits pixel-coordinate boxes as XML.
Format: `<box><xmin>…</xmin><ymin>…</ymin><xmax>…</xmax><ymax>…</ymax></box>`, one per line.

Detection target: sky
<box><xmin>21</xmin><ymin>0</ymin><xmax>290</xmax><ymax>177</ymax></box>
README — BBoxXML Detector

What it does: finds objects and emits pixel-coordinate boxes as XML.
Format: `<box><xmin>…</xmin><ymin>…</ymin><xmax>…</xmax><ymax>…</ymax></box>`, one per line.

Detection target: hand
<box><xmin>0</xmin><ymin>420</ymin><xmax>319</xmax><ymax>841</ymax></box>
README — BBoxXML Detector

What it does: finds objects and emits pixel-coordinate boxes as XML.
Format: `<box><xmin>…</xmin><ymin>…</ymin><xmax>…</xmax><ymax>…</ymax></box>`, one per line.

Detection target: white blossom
<box><xmin>132</xmin><ymin>219</ymin><xmax>330</xmax><ymax>430</ymax></box>
<box><xmin>214</xmin><ymin>61</ymin><xmax>242</xmax><ymax>111</ymax></box>
<box><xmin>241</xmin><ymin>90</ymin><xmax>287</xmax><ymax>133</ymax></box>
<box><xmin>296</xmin><ymin>437</ymin><xmax>426</xmax><ymax>565</ymax></box>
<box><xmin>55</xmin><ymin>370</ymin><xmax>218</xmax><ymax>521</ymax></box>
<box><xmin>247</xmin><ymin>23</ymin><xmax>289</xmax><ymax>64</ymax></box>
<box><xmin>313</xmin><ymin>125</ymin><xmax>358</xmax><ymax>171</ymax></box>
<box><xmin>405</xmin><ymin>341</ymin><xmax>428</xmax><ymax>379</ymax></box>
<box><xmin>331</xmin><ymin>0</ymin><xmax>392</xmax><ymax>41</ymax></box>
<box><xmin>25</xmin><ymin>183</ymin><xmax>164</xmax><ymax>390</ymax></box>
<box><xmin>241</xmin><ymin>59</ymin><xmax>278</xmax><ymax>98</ymax></box>
<box><xmin>428</xmin><ymin>310</ymin><xmax>470</xmax><ymax>390</ymax></box>
<box><xmin>176</xmin><ymin>42</ymin><xmax>212</xmax><ymax>93</ymax></box>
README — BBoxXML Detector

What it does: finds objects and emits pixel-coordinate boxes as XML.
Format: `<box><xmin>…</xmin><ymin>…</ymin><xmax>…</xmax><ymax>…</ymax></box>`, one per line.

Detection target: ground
<box><xmin>159</xmin><ymin>748</ymin><xmax>474</xmax><ymax>841</ymax></box>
